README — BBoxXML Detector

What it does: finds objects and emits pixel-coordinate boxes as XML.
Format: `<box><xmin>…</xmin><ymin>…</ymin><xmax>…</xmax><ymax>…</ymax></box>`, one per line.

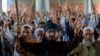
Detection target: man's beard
<box><xmin>48</xmin><ymin>36</ymin><xmax>58</xmax><ymax>41</ymax></box>
<box><xmin>82</xmin><ymin>37</ymin><xmax>95</xmax><ymax>47</ymax></box>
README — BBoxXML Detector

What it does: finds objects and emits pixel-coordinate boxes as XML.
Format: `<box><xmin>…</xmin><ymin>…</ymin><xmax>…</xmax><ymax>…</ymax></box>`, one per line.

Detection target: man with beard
<box><xmin>18</xmin><ymin>22</ymin><xmax>81</xmax><ymax>56</ymax></box>
<box><xmin>68</xmin><ymin>27</ymin><xmax>100</xmax><ymax>56</ymax></box>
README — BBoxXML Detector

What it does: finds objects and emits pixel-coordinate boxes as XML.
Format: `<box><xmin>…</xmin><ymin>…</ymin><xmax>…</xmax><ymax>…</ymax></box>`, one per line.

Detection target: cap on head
<box><xmin>34</xmin><ymin>28</ymin><xmax>44</xmax><ymax>38</ymax></box>
<box><xmin>22</xmin><ymin>24</ymin><xmax>32</xmax><ymax>30</ymax></box>
<box><xmin>83</xmin><ymin>27</ymin><xmax>94</xmax><ymax>34</ymax></box>
<box><xmin>44</xmin><ymin>22</ymin><xmax>60</xmax><ymax>32</ymax></box>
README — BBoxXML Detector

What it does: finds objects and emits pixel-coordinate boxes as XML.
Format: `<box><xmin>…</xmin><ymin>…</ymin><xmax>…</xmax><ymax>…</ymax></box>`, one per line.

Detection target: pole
<box><xmin>15</xmin><ymin>0</ymin><xmax>19</xmax><ymax>25</ymax></box>
<box><xmin>15</xmin><ymin>0</ymin><xmax>20</xmax><ymax>38</ymax></box>
<box><xmin>58</xmin><ymin>0</ymin><xmax>60</xmax><ymax>6</ymax></box>
<box><xmin>31</xmin><ymin>0</ymin><xmax>35</xmax><ymax>19</ymax></box>
<box><xmin>91</xmin><ymin>0</ymin><xmax>97</xmax><ymax>23</ymax></box>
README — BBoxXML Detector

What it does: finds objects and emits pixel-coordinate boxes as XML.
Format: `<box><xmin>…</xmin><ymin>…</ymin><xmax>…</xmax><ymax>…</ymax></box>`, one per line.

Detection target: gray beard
<box><xmin>82</xmin><ymin>37</ymin><xmax>95</xmax><ymax>47</ymax></box>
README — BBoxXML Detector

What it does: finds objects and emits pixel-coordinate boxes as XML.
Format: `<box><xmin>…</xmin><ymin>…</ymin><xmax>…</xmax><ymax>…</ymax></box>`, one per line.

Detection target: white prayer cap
<box><xmin>34</xmin><ymin>28</ymin><xmax>44</xmax><ymax>38</ymax></box>
<box><xmin>83</xmin><ymin>27</ymin><xmax>94</xmax><ymax>34</ymax></box>
<box><xmin>22</xmin><ymin>24</ymin><xmax>32</xmax><ymax>30</ymax></box>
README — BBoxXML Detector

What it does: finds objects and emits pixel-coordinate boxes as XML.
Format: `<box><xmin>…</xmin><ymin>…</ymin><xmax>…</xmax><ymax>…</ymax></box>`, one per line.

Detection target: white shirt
<box><xmin>3</xmin><ymin>26</ymin><xmax>14</xmax><ymax>45</ymax></box>
<box><xmin>60</xmin><ymin>16</ymin><xmax>67</xmax><ymax>29</ymax></box>
<box><xmin>89</xmin><ymin>14</ymin><xmax>98</xmax><ymax>29</ymax></box>
<box><xmin>13</xmin><ymin>43</ymin><xmax>21</xmax><ymax>56</ymax></box>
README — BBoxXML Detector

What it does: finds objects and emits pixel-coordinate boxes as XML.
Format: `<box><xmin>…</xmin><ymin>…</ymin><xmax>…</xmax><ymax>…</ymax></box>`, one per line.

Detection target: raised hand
<box><xmin>74</xmin><ymin>15</ymin><xmax>82</xmax><ymax>34</ymax></box>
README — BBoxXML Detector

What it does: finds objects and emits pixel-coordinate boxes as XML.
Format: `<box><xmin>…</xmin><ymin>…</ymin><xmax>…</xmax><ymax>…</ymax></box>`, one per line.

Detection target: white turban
<box><xmin>34</xmin><ymin>28</ymin><xmax>44</xmax><ymax>38</ymax></box>
<box><xmin>22</xmin><ymin>24</ymin><xmax>32</xmax><ymax>30</ymax></box>
<box><xmin>83</xmin><ymin>27</ymin><xmax>94</xmax><ymax>34</ymax></box>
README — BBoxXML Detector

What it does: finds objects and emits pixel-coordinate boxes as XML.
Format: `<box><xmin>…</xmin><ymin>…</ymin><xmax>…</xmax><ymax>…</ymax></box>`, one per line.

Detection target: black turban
<box><xmin>44</xmin><ymin>22</ymin><xmax>60</xmax><ymax>32</ymax></box>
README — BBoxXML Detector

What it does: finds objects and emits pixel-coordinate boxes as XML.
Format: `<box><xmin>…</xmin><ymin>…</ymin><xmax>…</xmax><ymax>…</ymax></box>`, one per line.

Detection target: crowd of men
<box><xmin>0</xmin><ymin>4</ymin><xmax>100</xmax><ymax>56</ymax></box>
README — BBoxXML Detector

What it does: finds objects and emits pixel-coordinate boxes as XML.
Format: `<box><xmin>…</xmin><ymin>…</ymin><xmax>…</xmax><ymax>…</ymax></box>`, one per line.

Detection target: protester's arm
<box><xmin>18</xmin><ymin>37</ymin><xmax>42</xmax><ymax>54</ymax></box>
<box><xmin>55</xmin><ymin>33</ymin><xmax>81</xmax><ymax>54</ymax></box>
<box><xmin>56</xmin><ymin>17</ymin><xmax>82</xmax><ymax>53</ymax></box>
<box><xmin>3</xmin><ymin>19</ymin><xmax>14</xmax><ymax>45</ymax></box>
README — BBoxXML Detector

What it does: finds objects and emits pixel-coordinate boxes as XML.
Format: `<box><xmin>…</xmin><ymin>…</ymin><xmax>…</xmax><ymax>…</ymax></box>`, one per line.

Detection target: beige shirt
<box><xmin>69</xmin><ymin>43</ymin><xmax>97</xmax><ymax>56</ymax></box>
